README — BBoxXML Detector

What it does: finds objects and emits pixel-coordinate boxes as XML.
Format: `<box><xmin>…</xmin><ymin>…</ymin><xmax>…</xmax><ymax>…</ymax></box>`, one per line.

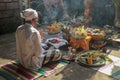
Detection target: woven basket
<box><xmin>90</xmin><ymin>41</ymin><xmax>107</xmax><ymax>49</ymax></box>
<box><xmin>91</xmin><ymin>34</ymin><xmax>105</xmax><ymax>40</ymax></box>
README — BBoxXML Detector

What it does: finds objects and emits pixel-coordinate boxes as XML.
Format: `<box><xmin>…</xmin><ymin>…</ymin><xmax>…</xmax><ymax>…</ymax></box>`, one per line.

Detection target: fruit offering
<box><xmin>90</xmin><ymin>28</ymin><xmax>106</xmax><ymax>40</ymax></box>
<box><xmin>47</xmin><ymin>25</ymin><xmax>61</xmax><ymax>35</ymax></box>
<box><xmin>76</xmin><ymin>50</ymin><xmax>113</xmax><ymax>67</ymax></box>
<box><xmin>71</xmin><ymin>26</ymin><xmax>88</xmax><ymax>39</ymax></box>
<box><xmin>52</xmin><ymin>21</ymin><xmax>63</xmax><ymax>28</ymax></box>
<box><xmin>47</xmin><ymin>26</ymin><xmax>58</xmax><ymax>31</ymax></box>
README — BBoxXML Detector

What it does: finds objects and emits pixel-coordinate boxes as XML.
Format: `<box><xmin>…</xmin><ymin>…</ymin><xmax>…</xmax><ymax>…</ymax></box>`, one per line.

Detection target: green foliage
<box><xmin>112</xmin><ymin>0</ymin><xmax>120</xmax><ymax>3</ymax></box>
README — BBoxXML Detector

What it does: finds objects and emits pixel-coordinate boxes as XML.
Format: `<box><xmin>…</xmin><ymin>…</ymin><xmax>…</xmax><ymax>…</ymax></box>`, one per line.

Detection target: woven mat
<box><xmin>92</xmin><ymin>55</ymin><xmax>120</xmax><ymax>80</ymax></box>
<box><xmin>0</xmin><ymin>60</ymin><xmax>69</xmax><ymax>80</ymax></box>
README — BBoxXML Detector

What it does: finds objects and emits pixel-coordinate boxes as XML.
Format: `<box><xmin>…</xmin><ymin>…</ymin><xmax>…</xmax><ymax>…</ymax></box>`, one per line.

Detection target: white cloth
<box><xmin>20</xmin><ymin>8</ymin><xmax>38</xmax><ymax>21</ymax></box>
<box><xmin>41</xmin><ymin>43</ymin><xmax>48</xmax><ymax>53</ymax></box>
<box><xmin>16</xmin><ymin>23</ymin><xmax>44</xmax><ymax>70</ymax></box>
<box><xmin>46</xmin><ymin>38</ymin><xmax>68</xmax><ymax>48</ymax></box>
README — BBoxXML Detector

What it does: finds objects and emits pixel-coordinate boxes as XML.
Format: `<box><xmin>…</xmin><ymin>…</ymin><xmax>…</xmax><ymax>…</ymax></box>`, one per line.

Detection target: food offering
<box><xmin>61</xmin><ymin>26</ymin><xmax>70</xmax><ymax>34</ymax></box>
<box><xmin>90</xmin><ymin>28</ymin><xmax>106</xmax><ymax>40</ymax></box>
<box><xmin>76</xmin><ymin>50</ymin><xmax>113</xmax><ymax>67</ymax></box>
<box><xmin>109</xmin><ymin>32</ymin><xmax>120</xmax><ymax>48</ymax></box>
<box><xmin>103</xmin><ymin>25</ymin><xmax>113</xmax><ymax>34</ymax></box>
<box><xmin>47</xmin><ymin>21</ymin><xmax>63</xmax><ymax>35</ymax></box>
<box><xmin>90</xmin><ymin>40</ymin><xmax>107</xmax><ymax>49</ymax></box>
<box><xmin>47</xmin><ymin>25</ymin><xmax>60</xmax><ymax>35</ymax></box>
<box><xmin>51</xmin><ymin>21</ymin><xmax>63</xmax><ymax>29</ymax></box>
<box><xmin>46</xmin><ymin>38</ymin><xmax>68</xmax><ymax>48</ymax></box>
<box><xmin>48</xmin><ymin>38</ymin><xmax>60</xmax><ymax>44</ymax></box>
<box><xmin>70</xmin><ymin>26</ymin><xmax>88</xmax><ymax>39</ymax></box>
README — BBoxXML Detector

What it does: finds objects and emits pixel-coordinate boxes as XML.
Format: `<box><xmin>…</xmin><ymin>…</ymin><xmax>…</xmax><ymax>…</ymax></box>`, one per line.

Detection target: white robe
<box><xmin>16</xmin><ymin>23</ymin><xmax>44</xmax><ymax>70</ymax></box>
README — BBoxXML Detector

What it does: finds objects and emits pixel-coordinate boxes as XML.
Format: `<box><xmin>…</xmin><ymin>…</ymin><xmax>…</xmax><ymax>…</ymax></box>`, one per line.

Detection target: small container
<box><xmin>68</xmin><ymin>47</ymin><xmax>72</xmax><ymax>55</ymax></box>
<box><xmin>72</xmin><ymin>48</ymin><xmax>76</xmax><ymax>54</ymax></box>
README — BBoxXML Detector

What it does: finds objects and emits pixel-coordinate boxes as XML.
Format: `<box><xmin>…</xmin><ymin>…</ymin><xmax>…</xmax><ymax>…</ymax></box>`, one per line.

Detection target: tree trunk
<box><xmin>24</xmin><ymin>0</ymin><xmax>30</xmax><ymax>9</ymax></box>
<box><xmin>84</xmin><ymin>0</ymin><xmax>92</xmax><ymax>27</ymax></box>
<box><xmin>84</xmin><ymin>0</ymin><xmax>92</xmax><ymax>17</ymax></box>
<box><xmin>114</xmin><ymin>3</ymin><xmax>120</xmax><ymax>28</ymax></box>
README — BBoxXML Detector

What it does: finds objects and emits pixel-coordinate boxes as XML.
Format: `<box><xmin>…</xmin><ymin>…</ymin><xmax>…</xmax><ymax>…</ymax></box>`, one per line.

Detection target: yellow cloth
<box><xmin>69</xmin><ymin>36</ymin><xmax>91</xmax><ymax>50</ymax></box>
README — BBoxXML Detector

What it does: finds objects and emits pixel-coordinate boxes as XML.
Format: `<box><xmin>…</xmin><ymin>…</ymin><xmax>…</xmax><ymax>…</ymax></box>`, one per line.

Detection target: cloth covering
<box><xmin>70</xmin><ymin>36</ymin><xmax>91</xmax><ymax>50</ymax></box>
<box><xmin>20</xmin><ymin>8</ymin><xmax>38</xmax><ymax>21</ymax></box>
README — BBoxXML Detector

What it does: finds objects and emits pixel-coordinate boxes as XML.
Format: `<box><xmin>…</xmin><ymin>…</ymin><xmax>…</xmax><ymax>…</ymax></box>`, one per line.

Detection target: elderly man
<box><xmin>16</xmin><ymin>8</ymin><xmax>62</xmax><ymax>70</ymax></box>
<box><xmin>16</xmin><ymin>8</ymin><xmax>75</xmax><ymax>70</ymax></box>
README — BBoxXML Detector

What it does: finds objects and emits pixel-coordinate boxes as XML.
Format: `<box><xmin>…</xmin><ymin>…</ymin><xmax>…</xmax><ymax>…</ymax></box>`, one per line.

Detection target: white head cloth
<box><xmin>20</xmin><ymin>8</ymin><xmax>38</xmax><ymax>21</ymax></box>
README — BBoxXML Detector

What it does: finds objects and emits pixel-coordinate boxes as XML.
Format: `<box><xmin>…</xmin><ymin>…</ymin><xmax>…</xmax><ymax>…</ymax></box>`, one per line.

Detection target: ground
<box><xmin>0</xmin><ymin>25</ymin><xmax>120</xmax><ymax>80</ymax></box>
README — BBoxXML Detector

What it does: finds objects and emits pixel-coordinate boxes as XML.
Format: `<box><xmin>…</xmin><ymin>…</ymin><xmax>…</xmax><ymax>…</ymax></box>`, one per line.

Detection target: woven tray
<box><xmin>48</xmin><ymin>30</ymin><xmax>61</xmax><ymax>35</ymax></box>
<box><xmin>91</xmin><ymin>34</ymin><xmax>105</xmax><ymax>40</ymax></box>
